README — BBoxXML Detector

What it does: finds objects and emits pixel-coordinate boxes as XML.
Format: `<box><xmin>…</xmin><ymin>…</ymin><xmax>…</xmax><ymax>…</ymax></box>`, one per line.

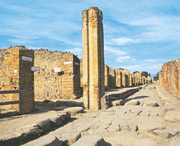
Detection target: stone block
<box><xmin>36</xmin><ymin>118</ymin><xmax>52</xmax><ymax>132</ymax></box>
<box><xmin>23</xmin><ymin>134</ymin><xmax>63</xmax><ymax>146</ymax></box>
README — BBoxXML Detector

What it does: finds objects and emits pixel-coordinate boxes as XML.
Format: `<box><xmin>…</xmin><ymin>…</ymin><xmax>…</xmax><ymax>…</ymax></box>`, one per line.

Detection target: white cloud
<box><xmin>116</xmin><ymin>56</ymin><xmax>131</xmax><ymax>62</ymax></box>
<box><xmin>119</xmin><ymin>58</ymin><xmax>166</xmax><ymax>74</ymax></box>
<box><xmin>130</xmin><ymin>16</ymin><xmax>180</xmax><ymax>42</ymax></box>
<box><xmin>111</xmin><ymin>37</ymin><xmax>135</xmax><ymax>45</ymax></box>
<box><xmin>104</xmin><ymin>46</ymin><xmax>127</xmax><ymax>55</ymax></box>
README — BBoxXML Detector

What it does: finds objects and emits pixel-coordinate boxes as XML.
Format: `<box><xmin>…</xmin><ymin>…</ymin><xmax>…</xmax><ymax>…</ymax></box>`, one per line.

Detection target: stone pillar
<box><xmin>129</xmin><ymin>74</ymin><xmax>132</xmax><ymax>86</ymax></box>
<box><xmin>82</xmin><ymin>7</ymin><xmax>105</xmax><ymax>110</ymax></box>
<box><xmin>109</xmin><ymin>68</ymin><xmax>116</xmax><ymax>88</ymax></box>
<box><xmin>122</xmin><ymin>72</ymin><xmax>126</xmax><ymax>87</ymax></box>
<box><xmin>116</xmin><ymin>69</ymin><xmax>122</xmax><ymax>88</ymax></box>
<box><xmin>104</xmin><ymin>65</ymin><xmax>109</xmax><ymax>89</ymax></box>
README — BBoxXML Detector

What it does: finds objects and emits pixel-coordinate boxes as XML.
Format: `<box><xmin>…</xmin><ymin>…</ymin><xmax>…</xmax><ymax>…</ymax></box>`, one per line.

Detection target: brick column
<box><xmin>82</xmin><ymin>7</ymin><xmax>105</xmax><ymax>110</ymax></box>
<box><xmin>116</xmin><ymin>69</ymin><xmax>122</xmax><ymax>88</ymax></box>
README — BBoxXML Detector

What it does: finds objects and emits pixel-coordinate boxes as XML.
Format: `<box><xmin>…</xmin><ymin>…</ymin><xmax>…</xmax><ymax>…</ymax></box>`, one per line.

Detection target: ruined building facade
<box><xmin>34</xmin><ymin>50</ymin><xmax>81</xmax><ymax>100</ymax></box>
<box><xmin>159</xmin><ymin>58</ymin><xmax>180</xmax><ymax>98</ymax></box>
<box><xmin>82</xmin><ymin>7</ymin><xmax>105</xmax><ymax>110</ymax></box>
<box><xmin>0</xmin><ymin>46</ymin><xmax>34</xmax><ymax>114</ymax></box>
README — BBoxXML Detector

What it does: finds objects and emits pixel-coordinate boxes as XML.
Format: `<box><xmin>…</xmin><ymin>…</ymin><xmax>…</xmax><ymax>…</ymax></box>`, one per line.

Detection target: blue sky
<box><xmin>0</xmin><ymin>0</ymin><xmax>180</xmax><ymax>75</ymax></box>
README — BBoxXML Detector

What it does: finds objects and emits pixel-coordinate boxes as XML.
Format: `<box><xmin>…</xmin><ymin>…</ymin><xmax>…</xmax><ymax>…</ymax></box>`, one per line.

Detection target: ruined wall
<box><xmin>146</xmin><ymin>76</ymin><xmax>152</xmax><ymax>84</ymax></box>
<box><xmin>158</xmin><ymin>72</ymin><xmax>162</xmax><ymax>85</ymax></box>
<box><xmin>129</xmin><ymin>74</ymin><xmax>132</xmax><ymax>86</ymax></box>
<box><xmin>161</xmin><ymin>58</ymin><xmax>180</xmax><ymax>98</ymax></box>
<box><xmin>104</xmin><ymin>65</ymin><xmax>109</xmax><ymax>89</ymax></box>
<box><xmin>118</xmin><ymin>69</ymin><xmax>130</xmax><ymax>87</ymax></box>
<box><xmin>142</xmin><ymin>76</ymin><xmax>146</xmax><ymax>85</ymax></box>
<box><xmin>0</xmin><ymin>46</ymin><xmax>34</xmax><ymax>114</ymax></box>
<box><xmin>109</xmin><ymin>68</ymin><xmax>116</xmax><ymax>88</ymax></box>
<box><xmin>124</xmin><ymin>69</ymin><xmax>130</xmax><ymax>87</ymax></box>
<box><xmin>133</xmin><ymin>72</ymin><xmax>142</xmax><ymax>86</ymax></box>
<box><xmin>34</xmin><ymin>50</ymin><xmax>81</xmax><ymax>100</ymax></box>
<box><xmin>82</xmin><ymin>7</ymin><xmax>105</xmax><ymax>110</ymax></box>
<box><xmin>115</xmin><ymin>69</ymin><xmax>122</xmax><ymax>88</ymax></box>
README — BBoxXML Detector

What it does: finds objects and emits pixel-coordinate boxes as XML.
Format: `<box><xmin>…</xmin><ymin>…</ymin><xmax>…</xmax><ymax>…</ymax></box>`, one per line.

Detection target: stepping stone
<box><xmin>64</xmin><ymin>107</ymin><xmax>84</xmax><ymax>116</ymax></box>
<box><xmin>134</xmin><ymin>138</ymin><xmax>158</xmax><ymax>146</ymax></box>
<box><xmin>23</xmin><ymin>134</ymin><xmax>63</xmax><ymax>146</ymax></box>
<box><xmin>50</xmin><ymin>112</ymin><xmax>70</xmax><ymax>127</ymax></box>
<box><xmin>36</xmin><ymin>118</ymin><xmax>52</xmax><ymax>132</ymax></box>
<box><xmin>61</xmin><ymin>132</ymin><xmax>81</xmax><ymax>145</ymax></box>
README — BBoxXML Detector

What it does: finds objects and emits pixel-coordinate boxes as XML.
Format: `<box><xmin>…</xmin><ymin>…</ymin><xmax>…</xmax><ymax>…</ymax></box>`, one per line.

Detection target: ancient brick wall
<box><xmin>129</xmin><ymin>74</ymin><xmax>132</xmax><ymax>86</ymax></box>
<box><xmin>115</xmin><ymin>69</ymin><xmax>122</xmax><ymax>88</ymax></box>
<box><xmin>34</xmin><ymin>49</ymin><xmax>81</xmax><ymax>100</ymax></box>
<box><xmin>109</xmin><ymin>68</ymin><xmax>116</xmax><ymax>88</ymax></box>
<box><xmin>161</xmin><ymin>58</ymin><xmax>180</xmax><ymax>98</ymax></box>
<box><xmin>142</xmin><ymin>76</ymin><xmax>146</xmax><ymax>84</ymax></box>
<box><xmin>124</xmin><ymin>69</ymin><xmax>130</xmax><ymax>87</ymax></box>
<box><xmin>133</xmin><ymin>72</ymin><xmax>142</xmax><ymax>86</ymax></box>
<box><xmin>0</xmin><ymin>46</ymin><xmax>34</xmax><ymax>114</ymax></box>
<box><xmin>147</xmin><ymin>76</ymin><xmax>152</xmax><ymax>84</ymax></box>
<box><xmin>118</xmin><ymin>69</ymin><xmax>130</xmax><ymax>87</ymax></box>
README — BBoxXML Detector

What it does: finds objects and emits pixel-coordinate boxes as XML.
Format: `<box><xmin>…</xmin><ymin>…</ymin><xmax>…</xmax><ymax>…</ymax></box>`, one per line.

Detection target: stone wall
<box><xmin>115</xmin><ymin>69</ymin><xmax>122</xmax><ymax>88</ymax></box>
<box><xmin>121</xmin><ymin>69</ymin><xmax>130</xmax><ymax>87</ymax></box>
<box><xmin>132</xmin><ymin>72</ymin><xmax>142</xmax><ymax>86</ymax></box>
<box><xmin>34</xmin><ymin>49</ymin><xmax>81</xmax><ymax>100</ymax></box>
<box><xmin>160</xmin><ymin>58</ymin><xmax>180</xmax><ymax>98</ymax></box>
<box><xmin>0</xmin><ymin>46</ymin><xmax>34</xmax><ymax>114</ymax></box>
<box><xmin>109</xmin><ymin>68</ymin><xmax>116</xmax><ymax>88</ymax></box>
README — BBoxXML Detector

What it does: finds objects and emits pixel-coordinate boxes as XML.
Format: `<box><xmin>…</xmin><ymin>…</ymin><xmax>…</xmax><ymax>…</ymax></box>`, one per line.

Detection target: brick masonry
<box><xmin>159</xmin><ymin>58</ymin><xmax>180</xmax><ymax>98</ymax></box>
<box><xmin>0</xmin><ymin>46</ymin><xmax>34</xmax><ymax>114</ymax></box>
<box><xmin>82</xmin><ymin>7</ymin><xmax>105</xmax><ymax>110</ymax></box>
<box><xmin>34</xmin><ymin>49</ymin><xmax>81</xmax><ymax>100</ymax></box>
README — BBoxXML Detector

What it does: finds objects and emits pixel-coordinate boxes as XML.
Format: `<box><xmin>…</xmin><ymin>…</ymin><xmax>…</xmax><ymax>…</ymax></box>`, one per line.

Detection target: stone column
<box><xmin>104</xmin><ymin>65</ymin><xmax>109</xmax><ymax>89</ymax></box>
<box><xmin>109</xmin><ymin>68</ymin><xmax>116</xmax><ymax>88</ymax></box>
<box><xmin>116</xmin><ymin>69</ymin><xmax>122</xmax><ymax>88</ymax></box>
<box><xmin>82</xmin><ymin>7</ymin><xmax>105</xmax><ymax>110</ymax></box>
<box><xmin>129</xmin><ymin>74</ymin><xmax>132</xmax><ymax>86</ymax></box>
<box><xmin>122</xmin><ymin>72</ymin><xmax>126</xmax><ymax>87</ymax></box>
